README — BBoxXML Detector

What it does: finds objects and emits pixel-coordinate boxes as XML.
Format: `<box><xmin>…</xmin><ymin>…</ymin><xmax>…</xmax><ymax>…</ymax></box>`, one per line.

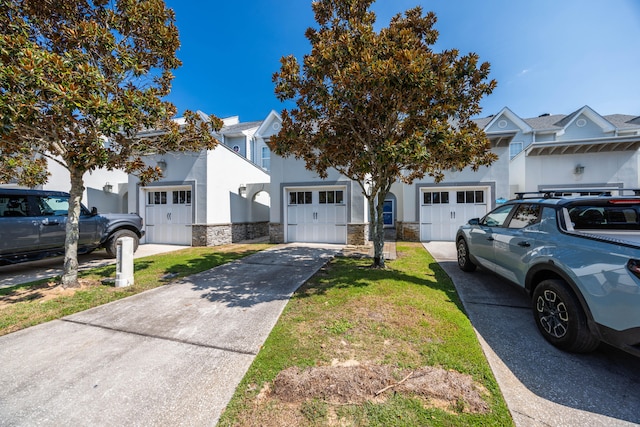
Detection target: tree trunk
<box><xmin>368</xmin><ymin>194</ymin><xmax>386</xmax><ymax>268</ymax></box>
<box><xmin>61</xmin><ymin>167</ymin><xmax>85</xmax><ymax>288</ymax></box>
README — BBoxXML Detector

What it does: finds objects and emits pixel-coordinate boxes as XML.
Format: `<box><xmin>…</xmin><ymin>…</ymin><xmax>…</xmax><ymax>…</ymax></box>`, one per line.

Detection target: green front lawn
<box><xmin>218</xmin><ymin>242</ymin><xmax>512</xmax><ymax>426</ymax></box>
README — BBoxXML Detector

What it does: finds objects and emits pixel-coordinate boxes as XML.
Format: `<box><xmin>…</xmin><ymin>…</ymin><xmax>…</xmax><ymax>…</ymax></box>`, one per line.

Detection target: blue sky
<box><xmin>163</xmin><ymin>0</ymin><xmax>640</xmax><ymax>122</ymax></box>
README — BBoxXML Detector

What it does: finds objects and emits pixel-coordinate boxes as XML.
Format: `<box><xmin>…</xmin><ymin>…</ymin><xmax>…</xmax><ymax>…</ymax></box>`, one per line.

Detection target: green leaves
<box><xmin>273</xmin><ymin>0</ymin><xmax>496</xmax><ymax>185</ymax></box>
<box><xmin>272</xmin><ymin>0</ymin><xmax>497</xmax><ymax>266</ymax></box>
<box><xmin>0</xmin><ymin>0</ymin><xmax>223</xmax><ymax>285</ymax></box>
<box><xmin>0</xmin><ymin>0</ymin><xmax>221</xmax><ymax>187</ymax></box>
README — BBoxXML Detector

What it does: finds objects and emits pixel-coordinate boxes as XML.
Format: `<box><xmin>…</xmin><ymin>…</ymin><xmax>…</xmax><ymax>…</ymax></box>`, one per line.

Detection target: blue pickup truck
<box><xmin>0</xmin><ymin>189</ymin><xmax>144</xmax><ymax>265</ymax></box>
<box><xmin>456</xmin><ymin>189</ymin><xmax>640</xmax><ymax>357</ymax></box>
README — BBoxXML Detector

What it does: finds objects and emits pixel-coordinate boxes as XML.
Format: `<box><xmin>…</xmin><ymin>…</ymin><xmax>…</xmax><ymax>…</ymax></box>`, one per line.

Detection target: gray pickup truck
<box><xmin>0</xmin><ymin>188</ymin><xmax>144</xmax><ymax>265</ymax></box>
<box><xmin>456</xmin><ymin>189</ymin><xmax>640</xmax><ymax>357</ymax></box>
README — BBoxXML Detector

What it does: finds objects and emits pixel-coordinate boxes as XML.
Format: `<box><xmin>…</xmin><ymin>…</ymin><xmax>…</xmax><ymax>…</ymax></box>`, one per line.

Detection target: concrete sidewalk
<box><xmin>0</xmin><ymin>243</ymin><xmax>342</xmax><ymax>426</ymax></box>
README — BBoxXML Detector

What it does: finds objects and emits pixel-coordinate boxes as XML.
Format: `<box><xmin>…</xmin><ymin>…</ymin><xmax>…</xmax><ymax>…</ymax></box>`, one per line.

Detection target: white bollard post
<box><xmin>115</xmin><ymin>236</ymin><xmax>134</xmax><ymax>287</ymax></box>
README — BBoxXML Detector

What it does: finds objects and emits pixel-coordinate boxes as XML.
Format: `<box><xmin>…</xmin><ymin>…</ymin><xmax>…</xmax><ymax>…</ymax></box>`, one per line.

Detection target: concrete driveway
<box><xmin>0</xmin><ymin>243</ymin><xmax>342</xmax><ymax>426</ymax></box>
<box><xmin>424</xmin><ymin>242</ymin><xmax>640</xmax><ymax>427</ymax></box>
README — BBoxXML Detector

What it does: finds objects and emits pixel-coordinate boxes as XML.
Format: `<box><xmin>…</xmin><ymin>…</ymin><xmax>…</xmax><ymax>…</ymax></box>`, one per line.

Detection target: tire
<box><xmin>105</xmin><ymin>229</ymin><xmax>140</xmax><ymax>258</ymax></box>
<box><xmin>532</xmin><ymin>279</ymin><xmax>600</xmax><ymax>353</ymax></box>
<box><xmin>456</xmin><ymin>238</ymin><xmax>477</xmax><ymax>272</ymax></box>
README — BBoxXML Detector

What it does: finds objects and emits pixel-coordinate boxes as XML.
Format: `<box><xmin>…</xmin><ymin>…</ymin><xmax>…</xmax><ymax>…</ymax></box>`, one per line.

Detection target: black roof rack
<box><xmin>514</xmin><ymin>188</ymin><xmax>640</xmax><ymax>200</ymax></box>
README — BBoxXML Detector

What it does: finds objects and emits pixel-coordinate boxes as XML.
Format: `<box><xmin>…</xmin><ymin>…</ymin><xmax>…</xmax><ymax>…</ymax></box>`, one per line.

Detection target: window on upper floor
<box><xmin>261</xmin><ymin>146</ymin><xmax>270</xmax><ymax>171</ymax></box>
<box><xmin>509</xmin><ymin>141</ymin><xmax>523</xmax><ymax>159</ymax></box>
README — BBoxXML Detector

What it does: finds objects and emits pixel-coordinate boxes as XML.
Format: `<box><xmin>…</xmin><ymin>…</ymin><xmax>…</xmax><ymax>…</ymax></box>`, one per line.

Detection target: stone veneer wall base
<box><xmin>192</xmin><ymin>222</ymin><xmax>269</xmax><ymax>247</ymax></box>
<box><xmin>269</xmin><ymin>223</ymin><xmax>284</xmax><ymax>244</ymax></box>
<box><xmin>397</xmin><ymin>221</ymin><xmax>420</xmax><ymax>242</ymax></box>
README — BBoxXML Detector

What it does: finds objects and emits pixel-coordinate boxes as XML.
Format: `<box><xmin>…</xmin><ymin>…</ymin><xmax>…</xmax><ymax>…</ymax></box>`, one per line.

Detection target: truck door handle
<box><xmin>517</xmin><ymin>241</ymin><xmax>531</xmax><ymax>247</ymax></box>
<box><xmin>42</xmin><ymin>219</ymin><xmax>59</xmax><ymax>226</ymax></box>
<box><xmin>487</xmin><ymin>237</ymin><xmax>494</xmax><ymax>242</ymax></box>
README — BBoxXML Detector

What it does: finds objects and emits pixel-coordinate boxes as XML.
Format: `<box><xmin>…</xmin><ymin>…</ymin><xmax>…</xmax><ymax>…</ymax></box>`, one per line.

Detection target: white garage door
<box><xmin>420</xmin><ymin>188</ymin><xmax>489</xmax><ymax>241</ymax></box>
<box><xmin>144</xmin><ymin>188</ymin><xmax>192</xmax><ymax>245</ymax></box>
<box><xmin>286</xmin><ymin>187</ymin><xmax>347</xmax><ymax>244</ymax></box>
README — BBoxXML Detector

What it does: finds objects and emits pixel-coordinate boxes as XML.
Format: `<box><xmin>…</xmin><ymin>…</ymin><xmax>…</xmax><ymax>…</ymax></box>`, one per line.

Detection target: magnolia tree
<box><xmin>271</xmin><ymin>0</ymin><xmax>497</xmax><ymax>267</ymax></box>
<box><xmin>0</xmin><ymin>0</ymin><xmax>221</xmax><ymax>287</ymax></box>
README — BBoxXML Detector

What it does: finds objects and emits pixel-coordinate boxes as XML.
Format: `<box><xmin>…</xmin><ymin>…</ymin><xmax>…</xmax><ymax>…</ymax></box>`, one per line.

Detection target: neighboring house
<box><xmin>268</xmin><ymin>105</ymin><xmax>640</xmax><ymax>244</ymax></box>
<box><xmin>126</xmin><ymin>111</ymin><xmax>274</xmax><ymax>246</ymax></box>
<box><xmin>4</xmin><ymin>111</ymin><xmax>275</xmax><ymax>248</ymax></box>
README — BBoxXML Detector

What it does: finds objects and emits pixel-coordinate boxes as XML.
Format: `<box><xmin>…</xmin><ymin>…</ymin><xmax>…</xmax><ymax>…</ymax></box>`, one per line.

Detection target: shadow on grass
<box><xmin>292</xmin><ymin>254</ymin><xmax>466</xmax><ymax>314</ymax></box>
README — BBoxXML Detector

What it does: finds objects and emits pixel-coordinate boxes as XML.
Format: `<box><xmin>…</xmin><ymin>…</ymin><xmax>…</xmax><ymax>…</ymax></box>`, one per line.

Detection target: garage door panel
<box><xmin>145</xmin><ymin>188</ymin><xmax>192</xmax><ymax>245</ymax></box>
<box><xmin>286</xmin><ymin>188</ymin><xmax>347</xmax><ymax>244</ymax></box>
<box><xmin>420</xmin><ymin>188</ymin><xmax>488</xmax><ymax>241</ymax></box>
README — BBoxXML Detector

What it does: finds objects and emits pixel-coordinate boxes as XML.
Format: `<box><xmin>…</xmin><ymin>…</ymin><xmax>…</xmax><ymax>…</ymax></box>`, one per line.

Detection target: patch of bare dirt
<box><xmin>0</xmin><ymin>279</ymin><xmax>102</xmax><ymax>308</ymax></box>
<box><xmin>271</xmin><ymin>362</ymin><xmax>489</xmax><ymax>412</ymax></box>
<box><xmin>237</xmin><ymin>361</ymin><xmax>490</xmax><ymax>426</ymax></box>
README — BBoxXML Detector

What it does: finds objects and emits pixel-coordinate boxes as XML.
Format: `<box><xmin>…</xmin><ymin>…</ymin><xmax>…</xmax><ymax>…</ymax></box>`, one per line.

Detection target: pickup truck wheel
<box><xmin>456</xmin><ymin>239</ymin><xmax>477</xmax><ymax>272</ymax></box>
<box><xmin>532</xmin><ymin>279</ymin><xmax>599</xmax><ymax>353</ymax></box>
<box><xmin>105</xmin><ymin>230</ymin><xmax>140</xmax><ymax>258</ymax></box>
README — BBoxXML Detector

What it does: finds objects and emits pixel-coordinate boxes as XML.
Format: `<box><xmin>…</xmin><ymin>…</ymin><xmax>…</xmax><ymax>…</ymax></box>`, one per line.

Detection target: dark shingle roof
<box><xmin>523</xmin><ymin>114</ymin><xmax>567</xmax><ymax>130</ymax></box>
<box><xmin>604</xmin><ymin>114</ymin><xmax>640</xmax><ymax>129</ymax></box>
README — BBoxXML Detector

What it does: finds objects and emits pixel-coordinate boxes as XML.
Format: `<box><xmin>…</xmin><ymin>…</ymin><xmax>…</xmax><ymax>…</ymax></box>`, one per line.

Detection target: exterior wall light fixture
<box><xmin>574</xmin><ymin>164</ymin><xmax>585</xmax><ymax>175</ymax></box>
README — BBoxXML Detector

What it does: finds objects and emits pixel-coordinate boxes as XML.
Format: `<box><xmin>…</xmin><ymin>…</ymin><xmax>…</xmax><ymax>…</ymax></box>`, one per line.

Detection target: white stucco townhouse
<box><xmin>126</xmin><ymin>112</ymin><xmax>279</xmax><ymax>246</ymax></box>
<box><xmin>268</xmin><ymin>105</ymin><xmax>640</xmax><ymax>244</ymax></box>
<box><xmin>11</xmin><ymin>105</ymin><xmax>639</xmax><ymax>247</ymax></box>
<box><xmin>3</xmin><ymin>111</ymin><xmax>277</xmax><ymax>248</ymax></box>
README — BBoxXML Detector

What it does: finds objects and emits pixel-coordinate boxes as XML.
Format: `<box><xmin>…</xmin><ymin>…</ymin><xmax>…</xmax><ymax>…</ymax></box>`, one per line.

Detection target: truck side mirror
<box><xmin>91</xmin><ymin>207</ymin><xmax>98</xmax><ymax>216</ymax></box>
<box><xmin>468</xmin><ymin>218</ymin><xmax>480</xmax><ymax>225</ymax></box>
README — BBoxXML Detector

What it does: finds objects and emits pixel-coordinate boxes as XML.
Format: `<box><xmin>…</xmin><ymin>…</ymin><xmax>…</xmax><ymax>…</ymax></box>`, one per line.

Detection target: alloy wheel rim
<box><xmin>457</xmin><ymin>242</ymin><xmax>466</xmax><ymax>267</ymax></box>
<box><xmin>536</xmin><ymin>289</ymin><xmax>569</xmax><ymax>338</ymax></box>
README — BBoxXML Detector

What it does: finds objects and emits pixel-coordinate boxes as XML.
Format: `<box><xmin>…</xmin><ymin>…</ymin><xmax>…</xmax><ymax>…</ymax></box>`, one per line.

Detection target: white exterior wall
<box><xmin>269</xmin><ymin>153</ymin><xmax>365</xmax><ymax>225</ymax></box>
<box><xmin>128</xmin><ymin>151</ymin><xmax>207</xmax><ymax>222</ymax></box>
<box><xmin>521</xmin><ymin>151</ymin><xmax>640</xmax><ymax>192</ymax></box>
<box><xmin>128</xmin><ymin>147</ymin><xmax>270</xmax><ymax>224</ymax></box>
<box><xmin>509</xmin><ymin>151</ymin><xmax>527</xmax><ymax>195</ymax></box>
<box><xmin>401</xmin><ymin>145</ymin><xmax>510</xmax><ymax>222</ymax></box>
<box><xmin>44</xmin><ymin>158</ymin><xmax>129</xmax><ymax>213</ymax></box>
<box><xmin>205</xmin><ymin>145</ymin><xmax>270</xmax><ymax>224</ymax></box>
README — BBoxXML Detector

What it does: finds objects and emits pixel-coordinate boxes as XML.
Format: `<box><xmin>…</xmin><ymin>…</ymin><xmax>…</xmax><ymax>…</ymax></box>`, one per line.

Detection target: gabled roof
<box><xmin>475</xmin><ymin>106</ymin><xmax>640</xmax><ymax>156</ymax></box>
<box><xmin>482</xmin><ymin>107</ymin><xmax>534</xmax><ymax>134</ymax></box>
<box><xmin>255</xmin><ymin>110</ymin><xmax>282</xmax><ymax>138</ymax></box>
<box><xmin>553</xmin><ymin>105</ymin><xmax>616</xmax><ymax>134</ymax></box>
<box><xmin>476</xmin><ymin>106</ymin><xmax>640</xmax><ymax>137</ymax></box>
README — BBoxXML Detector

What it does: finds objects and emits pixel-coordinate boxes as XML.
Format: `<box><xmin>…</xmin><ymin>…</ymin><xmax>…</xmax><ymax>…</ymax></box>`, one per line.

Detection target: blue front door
<box><xmin>383</xmin><ymin>200</ymin><xmax>394</xmax><ymax>227</ymax></box>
